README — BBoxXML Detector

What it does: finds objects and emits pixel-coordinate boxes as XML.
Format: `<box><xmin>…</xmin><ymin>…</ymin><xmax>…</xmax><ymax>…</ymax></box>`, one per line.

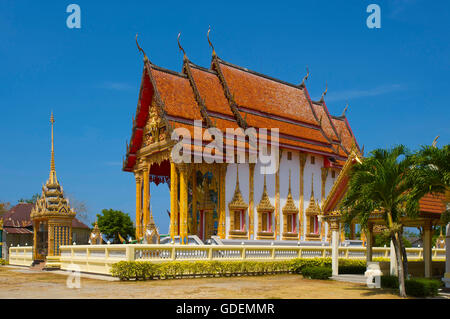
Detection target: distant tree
<box><xmin>0</xmin><ymin>202</ymin><xmax>11</xmax><ymax>217</ymax></box>
<box><xmin>18</xmin><ymin>193</ymin><xmax>40</xmax><ymax>204</ymax></box>
<box><xmin>66</xmin><ymin>194</ymin><xmax>89</xmax><ymax>224</ymax></box>
<box><xmin>95</xmin><ymin>209</ymin><xmax>134</xmax><ymax>243</ymax></box>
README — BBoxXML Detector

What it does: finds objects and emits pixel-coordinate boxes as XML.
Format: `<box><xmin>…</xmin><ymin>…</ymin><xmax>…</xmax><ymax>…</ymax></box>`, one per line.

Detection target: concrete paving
<box><xmin>331</xmin><ymin>274</ymin><xmax>367</xmax><ymax>284</ymax></box>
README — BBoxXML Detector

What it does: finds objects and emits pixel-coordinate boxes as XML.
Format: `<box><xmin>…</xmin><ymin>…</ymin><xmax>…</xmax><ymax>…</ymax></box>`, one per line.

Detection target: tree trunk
<box><xmin>399</xmin><ymin>234</ymin><xmax>408</xmax><ymax>279</ymax></box>
<box><xmin>392</xmin><ymin>233</ymin><xmax>407</xmax><ymax>297</ymax></box>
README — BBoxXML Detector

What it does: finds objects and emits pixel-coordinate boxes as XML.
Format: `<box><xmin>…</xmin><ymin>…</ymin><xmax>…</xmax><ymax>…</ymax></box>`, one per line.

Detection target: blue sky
<box><xmin>0</xmin><ymin>1</ymin><xmax>449</xmax><ymax>232</ymax></box>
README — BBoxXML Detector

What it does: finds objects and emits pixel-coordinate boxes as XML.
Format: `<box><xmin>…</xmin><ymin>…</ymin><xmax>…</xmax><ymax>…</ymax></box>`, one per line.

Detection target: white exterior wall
<box><xmin>223</xmin><ymin>150</ymin><xmax>343</xmax><ymax>241</ymax></box>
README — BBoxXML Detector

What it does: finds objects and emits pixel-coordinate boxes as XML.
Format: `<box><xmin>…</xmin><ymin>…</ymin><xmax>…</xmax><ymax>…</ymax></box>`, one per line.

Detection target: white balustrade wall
<box><xmin>7</xmin><ymin>244</ymin><xmax>446</xmax><ymax>276</ymax></box>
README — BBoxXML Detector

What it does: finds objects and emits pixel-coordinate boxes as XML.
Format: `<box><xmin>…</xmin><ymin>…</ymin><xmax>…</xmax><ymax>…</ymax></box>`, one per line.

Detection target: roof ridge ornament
<box><xmin>135</xmin><ymin>33</ymin><xmax>150</xmax><ymax>63</ymax></box>
<box><xmin>177</xmin><ymin>32</ymin><xmax>188</xmax><ymax>61</ymax></box>
<box><xmin>432</xmin><ymin>135</ymin><xmax>439</xmax><ymax>147</ymax></box>
<box><xmin>300</xmin><ymin>67</ymin><xmax>309</xmax><ymax>87</ymax></box>
<box><xmin>319</xmin><ymin>82</ymin><xmax>327</xmax><ymax>103</ymax></box>
<box><xmin>341</xmin><ymin>102</ymin><xmax>349</xmax><ymax>117</ymax></box>
<box><xmin>207</xmin><ymin>26</ymin><xmax>216</xmax><ymax>57</ymax></box>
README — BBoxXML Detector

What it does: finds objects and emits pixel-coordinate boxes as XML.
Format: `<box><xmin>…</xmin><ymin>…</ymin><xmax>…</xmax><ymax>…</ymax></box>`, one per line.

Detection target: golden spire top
<box><xmin>310</xmin><ymin>173</ymin><xmax>315</xmax><ymax>199</ymax></box>
<box><xmin>49</xmin><ymin>112</ymin><xmax>58</xmax><ymax>184</ymax></box>
<box><xmin>236</xmin><ymin>165</ymin><xmax>240</xmax><ymax>189</ymax></box>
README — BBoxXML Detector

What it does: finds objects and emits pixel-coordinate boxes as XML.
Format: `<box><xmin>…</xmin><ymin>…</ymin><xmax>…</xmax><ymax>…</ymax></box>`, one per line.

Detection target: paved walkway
<box><xmin>331</xmin><ymin>274</ymin><xmax>367</xmax><ymax>284</ymax></box>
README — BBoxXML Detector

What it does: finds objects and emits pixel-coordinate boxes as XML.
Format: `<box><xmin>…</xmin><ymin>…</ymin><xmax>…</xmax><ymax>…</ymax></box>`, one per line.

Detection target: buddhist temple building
<box><xmin>123</xmin><ymin>32</ymin><xmax>361</xmax><ymax>244</ymax></box>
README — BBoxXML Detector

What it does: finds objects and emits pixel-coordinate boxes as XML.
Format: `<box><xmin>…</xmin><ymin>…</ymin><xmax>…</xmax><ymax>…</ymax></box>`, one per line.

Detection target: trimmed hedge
<box><xmin>301</xmin><ymin>266</ymin><xmax>332</xmax><ymax>280</ymax></box>
<box><xmin>405</xmin><ymin>278</ymin><xmax>441</xmax><ymax>297</ymax></box>
<box><xmin>111</xmin><ymin>258</ymin><xmax>368</xmax><ymax>281</ymax></box>
<box><xmin>111</xmin><ymin>260</ymin><xmax>294</xmax><ymax>280</ymax></box>
<box><xmin>380</xmin><ymin>275</ymin><xmax>442</xmax><ymax>297</ymax></box>
<box><xmin>290</xmin><ymin>258</ymin><xmax>366</xmax><ymax>274</ymax></box>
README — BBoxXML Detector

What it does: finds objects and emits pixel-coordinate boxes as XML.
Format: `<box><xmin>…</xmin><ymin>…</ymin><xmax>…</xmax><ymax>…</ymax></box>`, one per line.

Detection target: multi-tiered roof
<box><xmin>123</xmin><ymin>32</ymin><xmax>360</xmax><ymax>173</ymax></box>
<box><xmin>31</xmin><ymin>113</ymin><xmax>76</xmax><ymax>220</ymax></box>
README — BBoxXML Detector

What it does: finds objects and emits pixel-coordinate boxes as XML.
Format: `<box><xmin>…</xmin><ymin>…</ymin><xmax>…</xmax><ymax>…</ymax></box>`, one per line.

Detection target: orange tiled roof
<box><xmin>419</xmin><ymin>193</ymin><xmax>446</xmax><ymax>214</ymax></box>
<box><xmin>218</xmin><ymin>61</ymin><xmax>318</xmax><ymax>126</ymax></box>
<box><xmin>123</xmin><ymin>51</ymin><xmax>359</xmax><ymax>171</ymax></box>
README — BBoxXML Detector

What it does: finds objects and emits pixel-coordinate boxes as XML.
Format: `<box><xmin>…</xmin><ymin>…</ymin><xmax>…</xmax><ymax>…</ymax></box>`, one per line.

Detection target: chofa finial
<box><xmin>300</xmin><ymin>67</ymin><xmax>309</xmax><ymax>87</ymax></box>
<box><xmin>342</xmin><ymin>102</ymin><xmax>349</xmax><ymax>117</ymax></box>
<box><xmin>207</xmin><ymin>26</ymin><xmax>216</xmax><ymax>57</ymax></box>
<box><xmin>177</xmin><ymin>32</ymin><xmax>187</xmax><ymax>60</ymax></box>
<box><xmin>320</xmin><ymin>82</ymin><xmax>327</xmax><ymax>102</ymax></box>
<box><xmin>135</xmin><ymin>33</ymin><xmax>149</xmax><ymax>63</ymax></box>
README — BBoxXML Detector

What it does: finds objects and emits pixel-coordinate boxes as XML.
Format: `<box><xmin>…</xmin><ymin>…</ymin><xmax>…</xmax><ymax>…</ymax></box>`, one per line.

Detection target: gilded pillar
<box><xmin>218</xmin><ymin>164</ymin><xmax>227</xmax><ymax>239</ymax></box>
<box><xmin>143</xmin><ymin>166</ymin><xmax>150</xmax><ymax>235</ymax></box>
<box><xmin>248</xmin><ymin>163</ymin><xmax>255</xmax><ymax>240</ymax></box>
<box><xmin>48</xmin><ymin>223</ymin><xmax>54</xmax><ymax>257</ymax></box>
<box><xmin>320</xmin><ymin>167</ymin><xmax>328</xmax><ymax>240</ymax></box>
<box><xmin>299</xmin><ymin>153</ymin><xmax>307</xmax><ymax>240</ymax></box>
<box><xmin>191</xmin><ymin>171</ymin><xmax>197</xmax><ymax>236</ymax></box>
<box><xmin>135</xmin><ymin>173</ymin><xmax>142</xmax><ymax>239</ymax></box>
<box><xmin>170</xmin><ymin>162</ymin><xmax>179</xmax><ymax>239</ymax></box>
<box><xmin>178</xmin><ymin>164</ymin><xmax>189</xmax><ymax>244</ymax></box>
<box><xmin>33</xmin><ymin>221</ymin><xmax>38</xmax><ymax>259</ymax></box>
<box><xmin>275</xmin><ymin>153</ymin><xmax>281</xmax><ymax>239</ymax></box>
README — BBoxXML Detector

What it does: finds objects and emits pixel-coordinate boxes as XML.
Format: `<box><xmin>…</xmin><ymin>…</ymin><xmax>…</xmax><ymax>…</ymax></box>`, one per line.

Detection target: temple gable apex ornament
<box><xmin>306</xmin><ymin>174</ymin><xmax>320</xmax><ymax>216</ymax></box>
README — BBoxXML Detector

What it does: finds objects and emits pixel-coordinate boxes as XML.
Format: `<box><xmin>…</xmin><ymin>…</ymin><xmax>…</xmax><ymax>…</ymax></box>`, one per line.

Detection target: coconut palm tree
<box><xmin>340</xmin><ymin>145</ymin><xmax>420</xmax><ymax>298</ymax></box>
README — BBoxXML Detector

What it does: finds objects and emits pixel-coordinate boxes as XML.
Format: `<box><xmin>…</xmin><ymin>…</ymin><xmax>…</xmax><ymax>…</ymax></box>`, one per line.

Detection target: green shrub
<box><xmin>111</xmin><ymin>259</ymin><xmax>293</xmax><ymax>280</ymax></box>
<box><xmin>405</xmin><ymin>278</ymin><xmax>441</xmax><ymax>297</ymax></box>
<box><xmin>380</xmin><ymin>275</ymin><xmax>442</xmax><ymax>297</ymax></box>
<box><xmin>381</xmin><ymin>275</ymin><xmax>399</xmax><ymax>289</ymax></box>
<box><xmin>301</xmin><ymin>266</ymin><xmax>332</xmax><ymax>280</ymax></box>
<box><xmin>339</xmin><ymin>265</ymin><xmax>366</xmax><ymax>274</ymax></box>
<box><xmin>0</xmin><ymin>259</ymin><xmax>7</xmax><ymax>265</ymax></box>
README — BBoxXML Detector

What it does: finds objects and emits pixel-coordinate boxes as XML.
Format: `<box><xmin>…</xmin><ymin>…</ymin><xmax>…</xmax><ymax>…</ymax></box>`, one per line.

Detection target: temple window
<box><xmin>256</xmin><ymin>174</ymin><xmax>275</xmax><ymax>239</ymax></box>
<box><xmin>228</xmin><ymin>166</ymin><xmax>248</xmax><ymax>238</ymax></box>
<box><xmin>286</xmin><ymin>213</ymin><xmax>296</xmax><ymax>232</ymax></box>
<box><xmin>331</xmin><ymin>170</ymin><xmax>336</xmax><ymax>178</ymax></box>
<box><xmin>311</xmin><ymin>156</ymin><xmax>315</xmax><ymax>164</ymax></box>
<box><xmin>287</xmin><ymin>152</ymin><xmax>292</xmax><ymax>160</ymax></box>
<box><xmin>233</xmin><ymin>210</ymin><xmax>245</xmax><ymax>231</ymax></box>
<box><xmin>282</xmin><ymin>170</ymin><xmax>299</xmax><ymax>239</ymax></box>
<box><xmin>261</xmin><ymin>211</ymin><xmax>272</xmax><ymax>232</ymax></box>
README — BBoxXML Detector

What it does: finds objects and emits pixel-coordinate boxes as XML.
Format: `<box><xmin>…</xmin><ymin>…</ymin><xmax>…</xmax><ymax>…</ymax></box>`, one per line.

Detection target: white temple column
<box><xmin>423</xmin><ymin>221</ymin><xmax>432</xmax><ymax>278</ymax></box>
<box><xmin>331</xmin><ymin>220</ymin><xmax>339</xmax><ymax>276</ymax></box>
<box><xmin>444</xmin><ymin>223</ymin><xmax>450</xmax><ymax>288</ymax></box>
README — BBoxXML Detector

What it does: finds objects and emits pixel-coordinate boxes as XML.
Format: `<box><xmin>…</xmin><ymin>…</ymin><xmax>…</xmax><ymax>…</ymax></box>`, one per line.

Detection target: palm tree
<box><xmin>340</xmin><ymin>145</ymin><xmax>420</xmax><ymax>297</ymax></box>
<box><xmin>409</xmin><ymin>143</ymin><xmax>450</xmax><ymax>223</ymax></box>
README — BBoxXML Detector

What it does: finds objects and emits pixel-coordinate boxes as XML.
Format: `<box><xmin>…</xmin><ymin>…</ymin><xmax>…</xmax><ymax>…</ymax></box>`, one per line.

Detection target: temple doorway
<box><xmin>35</xmin><ymin>221</ymin><xmax>48</xmax><ymax>260</ymax></box>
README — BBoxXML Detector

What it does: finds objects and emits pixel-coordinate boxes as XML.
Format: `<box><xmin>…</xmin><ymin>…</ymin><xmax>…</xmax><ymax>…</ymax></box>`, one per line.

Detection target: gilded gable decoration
<box><xmin>282</xmin><ymin>170</ymin><xmax>298</xmax><ymax>214</ymax></box>
<box><xmin>228</xmin><ymin>165</ymin><xmax>248</xmax><ymax>211</ymax></box>
<box><xmin>257</xmin><ymin>174</ymin><xmax>275</xmax><ymax>213</ymax></box>
<box><xmin>305</xmin><ymin>174</ymin><xmax>320</xmax><ymax>216</ymax></box>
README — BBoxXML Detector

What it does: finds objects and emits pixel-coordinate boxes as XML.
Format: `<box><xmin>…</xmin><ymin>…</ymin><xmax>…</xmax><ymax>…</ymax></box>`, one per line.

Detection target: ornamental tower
<box><xmin>31</xmin><ymin>113</ymin><xmax>76</xmax><ymax>261</ymax></box>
